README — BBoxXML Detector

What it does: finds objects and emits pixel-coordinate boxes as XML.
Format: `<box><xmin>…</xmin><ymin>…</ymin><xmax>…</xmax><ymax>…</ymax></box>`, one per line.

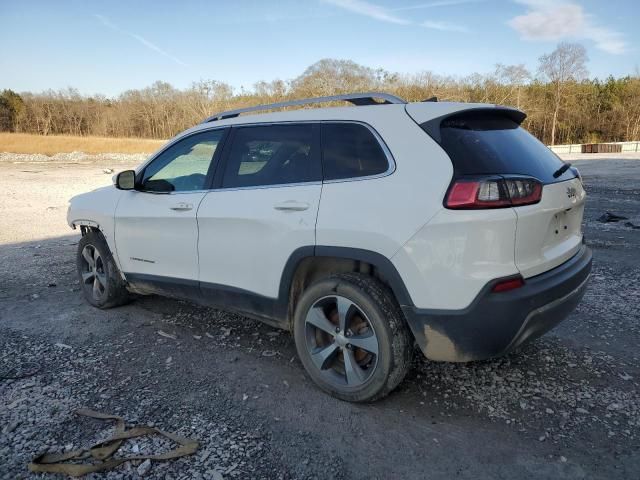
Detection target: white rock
<box><xmin>137</xmin><ymin>459</ymin><xmax>152</xmax><ymax>476</ymax></box>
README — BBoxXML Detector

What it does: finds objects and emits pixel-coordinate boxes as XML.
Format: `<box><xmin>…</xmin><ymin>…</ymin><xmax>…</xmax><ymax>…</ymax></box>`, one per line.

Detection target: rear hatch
<box><xmin>512</xmin><ymin>176</ymin><xmax>585</xmax><ymax>277</ymax></box>
<box><xmin>409</xmin><ymin>104</ymin><xmax>585</xmax><ymax>278</ymax></box>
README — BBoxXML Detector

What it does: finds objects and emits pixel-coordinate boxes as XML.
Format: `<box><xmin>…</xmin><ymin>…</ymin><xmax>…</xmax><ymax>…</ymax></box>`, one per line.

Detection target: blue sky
<box><xmin>0</xmin><ymin>0</ymin><xmax>638</xmax><ymax>97</ymax></box>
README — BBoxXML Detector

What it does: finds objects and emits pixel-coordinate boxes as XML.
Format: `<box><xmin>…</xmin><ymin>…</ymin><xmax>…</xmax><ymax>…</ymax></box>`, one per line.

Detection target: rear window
<box><xmin>321</xmin><ymin>123</ymin><xmax>390</xmax><ymax>181</ymax></box>
<box><xmin>222</xmin><ymin>124</ymin><xmax>320</xmax><ymax>188</ymax></box>
<box><xmin>430</xmin><ymin>113</ymin><xmax>574</xmax><ymax>184</ymax></box>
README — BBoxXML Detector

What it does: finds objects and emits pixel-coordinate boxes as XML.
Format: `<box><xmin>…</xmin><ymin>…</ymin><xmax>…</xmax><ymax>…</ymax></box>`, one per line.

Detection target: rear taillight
<box><xmin>445</xmin><ymin>177</ymin><xmax>542</xmax><ymax>209</ymax></box>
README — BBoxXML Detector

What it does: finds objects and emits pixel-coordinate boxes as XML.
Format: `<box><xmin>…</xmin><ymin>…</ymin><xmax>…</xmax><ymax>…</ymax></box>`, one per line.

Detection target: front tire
<box><xmin>76</xmin><ymin>230</ymin><xmax>129</xmax><ymax>309</ymax></box>
<box><xmin>293</xmin><ymin>273</ymin><xmax>413</xmax><ymax>402</ymax></box>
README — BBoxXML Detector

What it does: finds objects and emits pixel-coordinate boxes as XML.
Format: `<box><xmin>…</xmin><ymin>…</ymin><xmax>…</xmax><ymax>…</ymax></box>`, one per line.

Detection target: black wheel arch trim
<box><xmin>276</xmin><ymin>246</ymin><xmax>414</xmax><ymax>312</ymax></box>
<box><xmin>307</xmin><ymin>246</ymin><xmax>413</xmax><ymax>306</ymax></box>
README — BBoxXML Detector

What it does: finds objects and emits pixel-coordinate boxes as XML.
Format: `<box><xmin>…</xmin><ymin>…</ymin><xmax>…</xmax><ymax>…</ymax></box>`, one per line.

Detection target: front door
<box><xmin>114</xmin><ymin>128</ymin><xmax>227</xmax><ymax>294</ymax></box>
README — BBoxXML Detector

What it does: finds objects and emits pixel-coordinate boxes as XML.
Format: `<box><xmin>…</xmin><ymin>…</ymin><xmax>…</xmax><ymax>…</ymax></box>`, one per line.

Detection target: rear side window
<box><xmin>431</xmin><ymin>113</ymin><xmax>574</xmax><ymax>184</ymax></box>
<box><xmin>222</xmin><ymin>124</ymin><xmax>320</xmax><ymax>188</ymax></box>
<box><xmin>321</xmin><ymin>123</ymin><xmax>390</xmax><ymax>181</ymax></box>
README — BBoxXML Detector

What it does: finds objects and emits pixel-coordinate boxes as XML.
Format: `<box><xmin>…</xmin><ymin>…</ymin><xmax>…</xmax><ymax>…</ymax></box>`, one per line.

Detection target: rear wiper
<box><xmin>553</xmin><ymin>162</ymin><xmax>571</xmax><ymax>178</ymax></box>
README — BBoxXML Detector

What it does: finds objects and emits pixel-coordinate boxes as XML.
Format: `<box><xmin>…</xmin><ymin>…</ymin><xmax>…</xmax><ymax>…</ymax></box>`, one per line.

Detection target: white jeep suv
<box><xmin>68</xmin><ymin>93</ymin><xmax>592</xmax><ymax>402</ymax></box>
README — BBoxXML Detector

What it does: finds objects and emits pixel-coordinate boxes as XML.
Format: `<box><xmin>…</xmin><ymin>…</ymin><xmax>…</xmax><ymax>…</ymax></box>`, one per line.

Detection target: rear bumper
<box><xmin>403</xmin><ymin>245</ymin><xmax>592</xmax><ymax>362</ymax></box>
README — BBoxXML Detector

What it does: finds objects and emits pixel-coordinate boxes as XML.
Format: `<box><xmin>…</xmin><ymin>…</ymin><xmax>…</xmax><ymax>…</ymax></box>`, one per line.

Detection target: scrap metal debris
<box><xmin>597</xmin><ymin>212</ymin><xmax>628</xmax><ymax>223</ymax></box>
<box><xmin>28</xmin><ymin>409</ymin><xmax>198</xmax><ymax>477</ymax></box>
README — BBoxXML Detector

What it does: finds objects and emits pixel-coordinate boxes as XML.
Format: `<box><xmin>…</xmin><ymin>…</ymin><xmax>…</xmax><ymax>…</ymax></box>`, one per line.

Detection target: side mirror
<box><xmin>115</xmin><ymin>170</ymin><xmax>136</xmax><ymax>190</ymax></box>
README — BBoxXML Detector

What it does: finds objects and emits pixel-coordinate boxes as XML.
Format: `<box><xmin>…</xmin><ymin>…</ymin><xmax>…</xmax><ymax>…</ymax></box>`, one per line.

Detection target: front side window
<box><xmin>321</xmin><ymin>123</ymin><xmax>390</xmax><ymax>181</ymax></box>
<box><xmin>141</xmin><ymin>129</ymin><xmax>225</xmax><ymax>192</ymax></box>
<box><xmin>222</xmin><ymin>124</ymin><xmax>320</xmax><ymax>188</ymax></box>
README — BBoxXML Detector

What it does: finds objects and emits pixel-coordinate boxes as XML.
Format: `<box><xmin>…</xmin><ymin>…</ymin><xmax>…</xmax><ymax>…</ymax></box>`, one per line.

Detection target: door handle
<box><xmin>274</xmin><ymin>201</ymin><xmax>310</xmax><ymax>211</ymax></box>
<box><xmin>170</xmin><ymin>202</ymin><xmax>193</xmax><ymax>211</ymax></box>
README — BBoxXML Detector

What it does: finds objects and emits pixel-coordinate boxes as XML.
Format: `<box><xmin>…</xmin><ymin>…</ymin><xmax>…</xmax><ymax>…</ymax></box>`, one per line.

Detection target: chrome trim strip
<box><xmin>208</xmin><ymin>181</ymin><xmax>322</xmax><ymax>193</ymax></box>
<box><xmin>134</xmin><ymin>120</ymin><xmax>396</xmax><ymax>194</ymax></box>
<box><xmin>320</xmin><ymin>120</ymin><xmax>396</xmax><ymax>184</ymax></box>
<box><xmin>212</xmin><ymin>120</ymin><xmax>396</xmax><ymax>190</ymax></box>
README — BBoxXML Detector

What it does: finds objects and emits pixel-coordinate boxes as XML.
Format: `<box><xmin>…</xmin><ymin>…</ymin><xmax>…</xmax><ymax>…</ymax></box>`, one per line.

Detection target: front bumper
<box><xmin>403</xmin><ymin>245</ymin><xmax>592</xmax><ymax>362</ymax></box>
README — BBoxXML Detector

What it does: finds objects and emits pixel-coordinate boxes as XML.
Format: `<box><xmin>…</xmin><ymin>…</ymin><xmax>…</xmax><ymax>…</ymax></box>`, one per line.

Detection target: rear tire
<box><xmin>293</xmin><ymin>273</ymin><xmax>413</xmax><ymax>402</ymax></box>
<box><xmin>76</xmin><ymin>230</ymin><xmax>130</xmax><ymax>309</ymax></box>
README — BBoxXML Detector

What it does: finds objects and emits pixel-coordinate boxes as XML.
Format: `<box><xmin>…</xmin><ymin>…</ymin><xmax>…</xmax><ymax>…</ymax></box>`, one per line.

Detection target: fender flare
<box><xmin>278</xmin><ymin>246</ymin><xmax>415</xmax><ymax>309</ymax></box>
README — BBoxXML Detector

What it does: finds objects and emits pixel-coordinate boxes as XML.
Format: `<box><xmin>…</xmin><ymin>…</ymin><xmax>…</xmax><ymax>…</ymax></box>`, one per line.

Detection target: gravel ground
<box><xmin>1</xmin><ymin>151</ymin><xmax>639</xmax><ymax>479</ymax></box>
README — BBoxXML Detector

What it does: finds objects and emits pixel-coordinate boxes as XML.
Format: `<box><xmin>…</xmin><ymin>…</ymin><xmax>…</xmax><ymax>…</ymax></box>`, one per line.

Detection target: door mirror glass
<box><xmin>115</xmin><ymin>170</ymin><xmax>136</xmax><ymax>190</ymax></box>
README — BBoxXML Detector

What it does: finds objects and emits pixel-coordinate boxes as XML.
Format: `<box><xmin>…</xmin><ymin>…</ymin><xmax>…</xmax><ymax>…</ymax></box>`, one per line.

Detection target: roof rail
<box><xmin>202</xmin><ymin>92</ymin><xmax>406</xmax><ymax>123</ymax></box>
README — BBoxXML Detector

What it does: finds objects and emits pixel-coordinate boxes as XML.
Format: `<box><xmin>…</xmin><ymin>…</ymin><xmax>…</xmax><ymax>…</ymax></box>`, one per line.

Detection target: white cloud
<box><xmin>321</xmin><ymin>0</ymin><xmax>410</xmax><ymax>24</ymax></box>
<box><xmin>93</xmin><ymin>14</ymin><xmax>188</xmax><ymax>66</ymax></box>
<box><xmin>422</xmin><ymin>20</ymin><xmax>469</xmax><ymax>32</ymax></box>
<box><xmin>508</xmin><ymin>1</ymin><xmax>626</xmax><ymax>54</ymax></box>
<box><xmin>322</xmin><ymin>0</ymin><xmax>469</xmax><ymax>32</ymax></box>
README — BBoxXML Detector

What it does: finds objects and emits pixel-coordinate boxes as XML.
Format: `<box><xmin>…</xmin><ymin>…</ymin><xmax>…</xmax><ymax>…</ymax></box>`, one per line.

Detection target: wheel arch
<box><xmin>280</xmin><ymin>246</ymin><xmax>415</xmax><ymax>329</ymax></box>
<box><xmin>75</xmin><ymin>223</ymin><xmax>127</xmax><ymax>283</ymax></box>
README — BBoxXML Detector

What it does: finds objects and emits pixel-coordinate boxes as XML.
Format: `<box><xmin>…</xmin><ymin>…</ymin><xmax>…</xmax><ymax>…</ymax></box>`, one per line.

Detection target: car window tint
<box><xmin>433</xmin><ymin>113</ymin><xmax>575</xmax><ymax>184</ymax></box>
<box><xmin>141</xmin><ymin>129</ymin><xmax>225</xmax><ymax>192</ymax></box>
<box><xmin>322</xmin><ymin>123</ymin><xmax>389</xmax><ymax>181</ymax></box>
<box><xmin>222</xmin><ymin>124</ymin><xmax>320</xmax><ymax>188</ymax></box>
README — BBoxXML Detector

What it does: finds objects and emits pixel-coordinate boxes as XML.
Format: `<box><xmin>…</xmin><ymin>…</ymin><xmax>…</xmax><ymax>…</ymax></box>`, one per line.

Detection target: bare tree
<box><xmin>495</xmin><ymin>64</ymin><xmax>531</xmax><ymax>109</ymax></box>
<box><xmin>5</xmin><ymin>50</ymin><xmax>639</xmax><ymax>145</ymax></box>
<box><xmin>291</xmin><ymin>59</ymin><xmax>383</xmax><ymax>98</ymax></box>
<box><xmin>538</xmin><ymin>42</ymin><xmax>588</xmax><ymax>145</ymax></box>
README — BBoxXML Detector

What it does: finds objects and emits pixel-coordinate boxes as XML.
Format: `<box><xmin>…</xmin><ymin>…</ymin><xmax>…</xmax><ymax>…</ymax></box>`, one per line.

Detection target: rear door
<box><xmin>197</xmin><ymin>123</ymin><xmax>322</xmax><ymax>302</ymax></box>
<box><xmin>427</xmin><ymin>110</ymin><xmax>585</xmax><ymax>278</ymax></box>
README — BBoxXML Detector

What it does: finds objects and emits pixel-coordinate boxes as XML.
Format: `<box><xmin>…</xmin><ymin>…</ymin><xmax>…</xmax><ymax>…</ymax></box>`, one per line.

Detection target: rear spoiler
<box><xmin>415</xmin><ymin>106</ymin><xmax>526</xmax><ymax>143</ymax></box>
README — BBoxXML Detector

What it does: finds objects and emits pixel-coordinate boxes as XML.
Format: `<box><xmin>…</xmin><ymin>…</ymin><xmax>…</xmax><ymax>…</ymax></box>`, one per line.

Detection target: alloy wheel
<box><xmin>80</xmin><ymin>245</ymin><xmax>107</xmax><ymax>301</ymax></box>
<box><xmin>304</xmin><ymin>295</ymin><xmax>379</xmax><ymax>388</ymax></box>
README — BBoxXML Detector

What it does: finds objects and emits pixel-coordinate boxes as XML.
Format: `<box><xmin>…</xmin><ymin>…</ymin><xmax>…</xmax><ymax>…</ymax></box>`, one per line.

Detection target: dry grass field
<box><xmin>0</xmin><ymin>132</ymin><xmax>165</xmax><ymax>155</ymax></box>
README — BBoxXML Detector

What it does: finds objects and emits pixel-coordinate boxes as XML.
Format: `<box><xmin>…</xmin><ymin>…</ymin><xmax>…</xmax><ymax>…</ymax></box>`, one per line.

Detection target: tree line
<box><xmin>1</xmin><ymin>42</ymin><xmax>639</xmax><ymax>145</ymax></box>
